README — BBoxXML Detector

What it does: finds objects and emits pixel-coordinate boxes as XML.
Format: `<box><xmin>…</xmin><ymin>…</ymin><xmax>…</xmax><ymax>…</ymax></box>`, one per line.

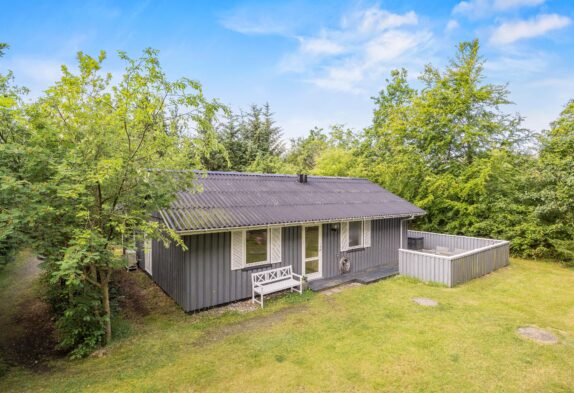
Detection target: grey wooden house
<box><xmin>139</xmin><ymin>171</ymin><xmax>426</xmax><ymax>312</ymax></box>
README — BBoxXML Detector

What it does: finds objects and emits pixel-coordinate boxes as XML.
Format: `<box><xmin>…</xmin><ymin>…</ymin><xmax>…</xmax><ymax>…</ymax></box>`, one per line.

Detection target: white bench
<box><xmin>251</xmin><ymin>266</ymin><xmax>303</xmax><ymax>308</ymax></box>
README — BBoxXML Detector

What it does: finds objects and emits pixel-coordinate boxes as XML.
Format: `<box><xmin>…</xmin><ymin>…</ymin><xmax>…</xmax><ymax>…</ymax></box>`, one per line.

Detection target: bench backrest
<box><xmin>252</xmin><ymin>266</ymin><xmax>292</xmax><ymax>286</ymax></box>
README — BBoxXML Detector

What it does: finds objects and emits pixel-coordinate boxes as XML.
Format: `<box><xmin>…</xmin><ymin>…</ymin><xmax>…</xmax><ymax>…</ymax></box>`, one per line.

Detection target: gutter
<box><xmin>169</xmin><ymin>212</ymin><xmax>426</xmax><ymax>236</ymax></box>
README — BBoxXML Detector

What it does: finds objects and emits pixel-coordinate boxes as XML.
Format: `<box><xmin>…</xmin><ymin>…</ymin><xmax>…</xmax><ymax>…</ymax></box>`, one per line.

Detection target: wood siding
<box><xmin>321</xmin><ymin>218</ymin><xmax>402</xmax><ymax>278</ymax></box>
<box><xmin>151</xmin><ymin>237</ymin><xmax>189</xmax><ymax>310</ymax></box>
<box><xmin>149</xmin><ymin>218</ymin><xmax>403</xmax><ymax>312</ymax></box>
<box><xmin>399</xmin><ymin>231</ymin><xmax>510</xmax><ymax>287</ymax></box>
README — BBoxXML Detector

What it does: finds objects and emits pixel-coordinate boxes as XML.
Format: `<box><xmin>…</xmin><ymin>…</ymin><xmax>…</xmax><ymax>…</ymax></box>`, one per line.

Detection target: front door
<box><xmin>303</xmin><ymin>225</ymin><xmax>322</xmax><ymax>280</ymax></box>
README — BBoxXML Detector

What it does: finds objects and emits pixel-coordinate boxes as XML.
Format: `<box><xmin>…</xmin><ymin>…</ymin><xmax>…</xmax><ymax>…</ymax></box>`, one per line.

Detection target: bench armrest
<box><xmin>291</xmin><ymin>273</ymin><xmax>303</xmax><ymax>281</ymax></box>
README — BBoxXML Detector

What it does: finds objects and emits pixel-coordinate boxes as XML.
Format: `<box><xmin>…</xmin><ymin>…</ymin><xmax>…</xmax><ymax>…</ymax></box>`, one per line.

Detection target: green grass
<box><xmin>1</xmin><ymin>258</ymin><xmax>574</xmax><ymax>393</ymax></box>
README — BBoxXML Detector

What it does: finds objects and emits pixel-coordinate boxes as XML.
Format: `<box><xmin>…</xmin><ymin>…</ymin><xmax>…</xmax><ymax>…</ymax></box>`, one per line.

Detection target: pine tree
<box><xmin>235</xmin><ymin>103</ymin><xmax>284</xmax><ymax>170</ymax></box>
<box><xmin>261</xmin><ymin>102</ymin><xmax>284</xmax><ymax>156</ymax></box>
<box><xmin>217</xmin><ymin>111</ymin><xmax>248</xmax><ymax>171</ymax></box>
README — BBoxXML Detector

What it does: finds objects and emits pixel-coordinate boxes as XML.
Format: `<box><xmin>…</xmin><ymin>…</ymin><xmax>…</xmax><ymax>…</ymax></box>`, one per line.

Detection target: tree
<box><xmin>240</xmin><ymin>103</ymin><xmax>284</xmax><ymax>168</ymax></box>
<box><xmin>215</xmin><ymin>110</ymin><xmax>247</xmax><ymax>171</ymax></box>
<box><xmin>261</xmin><ymin>102</ymin><xmax>284</xmax><ymax>156</ymax></box>
<box><xmin>284</xmin><ymin>125</ymin><xmax>361</xmax><ymax>175</ymax></box>
<box><xmin>362</xmin><ymin>68</ymin><xmax>425</xmax><ymax>201</ymax></box>
<box><xmin>535</xmin><ymin>100</ymin><xmax>574</xmax><ymax>262</ymax></box>
<box><xmin>191</xmin><ymin>115</ymin><xmax>230</xmax><ymax>171</ymax></box>
<box><xmin>23</xmin><ymin>48</ymin><xmax>223</xmax><ymax>355</ymax></box>
<box><xmin>413</xmin><ymin>40</ymin><xmax>527</xmax><ymax>171</ymax></box>
<box><xmin>245</xmin><ymin>153</ymin><xmax>295</xmax><ymax>174</ymax></box>
<box><xmin>362</xmin><ymin>40</ymin><xmax>537</xmax><ymax>253</ymax></box>
<box><xmin>312</xmin><ymin>147</ymin><xmax>364</xmax><ymax>177</ymax></box>
<box><xmin>213</xmin><ymin>103</ymin><xmax>285</xmax><ymax>172</ymax></box>
<box><xmin>0</xmin><ymin>43</ymin><xmax>31</xmax><ymax>268</ymax></box>
<box><xmin>284</xmin><ymin>127</ymin><xmax>328</xmax><ymax>173</ymax></box>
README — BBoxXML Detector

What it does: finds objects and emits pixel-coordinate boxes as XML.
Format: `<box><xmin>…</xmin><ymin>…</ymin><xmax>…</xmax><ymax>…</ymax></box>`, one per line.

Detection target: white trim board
<box><xmin>302</xmin><ymin>224</ymin><xmax>322</xmax><ymax>281</ymax></box>
<box><xmin>168</xmin><ymin>213</ymin><xmax>424</xmax><ymax>235</ymax></box>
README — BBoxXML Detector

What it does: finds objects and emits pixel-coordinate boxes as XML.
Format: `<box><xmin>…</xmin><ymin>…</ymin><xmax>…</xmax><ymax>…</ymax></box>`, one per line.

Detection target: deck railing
<box><xmin>399</xmin><ymin>231</ymin><xmax>510</xmax><ymax>287</ymax></box>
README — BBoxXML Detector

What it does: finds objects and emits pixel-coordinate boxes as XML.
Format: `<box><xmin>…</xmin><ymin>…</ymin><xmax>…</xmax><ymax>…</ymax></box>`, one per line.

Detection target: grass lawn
<box><xmin>1</xmin><ymin>258</ymin><xmax>573</xmax><ymax>392</ymax></box>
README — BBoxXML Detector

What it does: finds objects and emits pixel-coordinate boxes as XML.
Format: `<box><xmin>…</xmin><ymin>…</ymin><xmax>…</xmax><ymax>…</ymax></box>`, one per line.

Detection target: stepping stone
<box><xmin>413</xmin><ymin>297</ymin><xmax>438</xmax><ymax>307</ymax></box>
<box><xmin>517</xmin><ymin>327</ymin><xmax>558</xmax><ymax>344</ymax></box>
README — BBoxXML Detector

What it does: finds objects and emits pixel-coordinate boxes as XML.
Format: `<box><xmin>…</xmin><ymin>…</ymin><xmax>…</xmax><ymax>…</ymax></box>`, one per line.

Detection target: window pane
<box><xmin>246</xmin><ymin>229</ymin><xmax>267</xmax><ymax>264</ymax></box>
<box><xmin>349</xmin><ymin>221</ymin><xmax>362</xmax><ymax>247</ymax></box>
<box><xmin>305</xmin><ymin>226</ymin><xmax>319</xmax><ymax>259</ymax></box>
<box><xmin>305</xmin><ymin>259</ymin><xmax>319</xmax><ymax>274</ymax></box>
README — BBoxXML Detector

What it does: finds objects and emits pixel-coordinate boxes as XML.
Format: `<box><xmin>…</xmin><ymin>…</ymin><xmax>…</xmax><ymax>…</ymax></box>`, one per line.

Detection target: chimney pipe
<box><xmin>298</xmin><ymin>174</ymin><xmax>308</xmax><ymax>183</ymax></box>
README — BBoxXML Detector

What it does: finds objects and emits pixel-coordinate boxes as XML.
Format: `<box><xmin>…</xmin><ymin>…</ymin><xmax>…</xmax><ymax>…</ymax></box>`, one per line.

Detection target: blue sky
<box><xmin>1</xmin><ymin>0</ymin><xmax>573</xmax><ymax>139</ymax></box>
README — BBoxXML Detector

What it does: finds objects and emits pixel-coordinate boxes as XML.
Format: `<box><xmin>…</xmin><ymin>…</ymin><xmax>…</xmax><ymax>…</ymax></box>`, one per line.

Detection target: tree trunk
<box><xmin>88</xmin><ymin>266</ymin><xmax>101</xmax><ymax>319</ymax></box>
<box><xmin>100</xmin><ymin>270</ymin><xmax>112</xmax><ymax>346</ymax></box>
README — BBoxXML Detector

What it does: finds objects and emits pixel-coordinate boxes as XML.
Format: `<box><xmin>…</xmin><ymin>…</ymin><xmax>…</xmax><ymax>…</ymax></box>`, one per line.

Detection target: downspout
<box><xmin>400</xmin><ymin>215</ymin><xmax>415</xmax><ymax>249</ymax></box>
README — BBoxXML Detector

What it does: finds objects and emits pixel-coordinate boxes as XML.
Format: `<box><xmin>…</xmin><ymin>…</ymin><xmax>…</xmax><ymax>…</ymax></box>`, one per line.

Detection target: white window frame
<box><xmin>231</xmin><ymin>226</ymin><xmax>283</xmax><ymax>270</ymax></box>
<box><xmin>244</xmin><ymin>228</ymin><xmax>270</xmax><ymax>267</ymax></box>
<box><xmin>347</xmin><ymin>220</ymin><xmax>364</xmax><ymax>250</ymax></box>
<box><xmin>144</xmin><ymin>237</ymin><xmax>153</xmax><ymax>275</ymax></box>
<box><xmin>302</xmin><ymin>224</ymin><xmax>322</xmax><ymax>280</ymax></box>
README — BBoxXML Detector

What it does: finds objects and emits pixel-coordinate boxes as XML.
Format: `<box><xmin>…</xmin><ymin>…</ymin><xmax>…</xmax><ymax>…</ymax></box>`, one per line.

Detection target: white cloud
<box><xmin>446</xmin><ymin>19</ymin><xmax>460</xmax><ymax>32</ymax></box>
<box><xmin>310</xmin><ymin>62</ymin><xmax>365</xmax><ymax>93</ymax></box>
<box><xmin>343</xmin><ymin>8</ymin><xmax>418</xmax><ymax>33</ymax></box>
<box><xmin>453</xmin><ymin>0</ymin><xmax>545</xmax><ymax>18</ymax></box>
<box><xmin>453</xmin><ymin>0</ymin><xmax>491</xmax><ymax>18</ymax></box>
<box><xmin>490</xmin><ymin>14</ymin><xmax>571</xmax><ymax>45</ymax></box>
<box><xmin>485</xmin><ymin>55</ymin><xmax>547</xmax><ymax>74</ymax></box>
<box><xmin>493</xmin><ymin>0</ymin><xmax>545</xmax><ymax>10</ymax></box>
<box><xmin>219</xmin><ymin>3</ymin><xmax>307</xmax><ymax>36</ymax></box>
<box><xmin>364</xmin><ymin>30</ymin><xmax>427</xmax><ymax>64</ymax></box>
<box><xmin>220</xmin><ymin>14</ymin><xmax>289</xmax><ymax>35</ymax></box>
<box><xmin>299</xmin><ymin>36</ymin><xmax>346</xmax><ymax>56</ymax></box>
<box><xmin>221</xmin><ymin>4</ymin><xmax>432</xmax><ymax>93</ymax></box>
<box><xmin>278</xmin><ymin>6</ymin><xmax>432</xmax><ymax>93</ymax></box>
<box><xmin>510</xmin><ymin>76</ymin><xmax>574</xmax><ymax>132</ymax></box>
<box><xmin>4</xmin><ymin>57</ymin><xmax>64</xmax><ymax>97</ymax></box>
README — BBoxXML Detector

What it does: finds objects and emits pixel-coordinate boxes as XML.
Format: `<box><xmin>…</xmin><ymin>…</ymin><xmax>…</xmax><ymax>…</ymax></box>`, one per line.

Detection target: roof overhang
<box><xmin>167</xmin><ymin>211</ymin><xmax>427</xmax><ymax>235</ymax></box>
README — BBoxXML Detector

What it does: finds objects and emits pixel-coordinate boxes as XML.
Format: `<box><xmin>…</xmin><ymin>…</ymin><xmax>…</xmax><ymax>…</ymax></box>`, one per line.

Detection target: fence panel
<box><xmin>400</xmin><ymin>232</ymin><xmax>510</xmax><ymax>287</ymax></box>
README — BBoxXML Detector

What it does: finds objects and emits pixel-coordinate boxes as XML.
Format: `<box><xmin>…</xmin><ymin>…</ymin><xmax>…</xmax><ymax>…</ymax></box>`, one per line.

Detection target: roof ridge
<box><xmin>194</xmin><ymin>170</ymin><xmax>368</xmax><ymax>181</ymax></box>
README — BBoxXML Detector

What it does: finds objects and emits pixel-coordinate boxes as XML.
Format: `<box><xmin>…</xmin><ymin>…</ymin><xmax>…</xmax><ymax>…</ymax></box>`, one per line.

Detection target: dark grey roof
<box><xmin>159</xmin><ymin>171</ymin><xmax>426</xmax><ymax>232</ymax></box>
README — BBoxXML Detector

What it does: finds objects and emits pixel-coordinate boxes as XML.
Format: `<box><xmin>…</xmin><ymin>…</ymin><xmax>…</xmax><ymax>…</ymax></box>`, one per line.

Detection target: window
<box><xmin>245</xmin><ymin>228</ymin><xmax>268</xmax><ymax>265</ymax></box>
<box><xmin>348</xmin><ymin>221</ymin><xmax>363</xmax><ymax>248</ymax></box>
<box><xmin>231</xmin><ymin>227</ymin><xmax>282</xmax><ymax>271</ymax></box>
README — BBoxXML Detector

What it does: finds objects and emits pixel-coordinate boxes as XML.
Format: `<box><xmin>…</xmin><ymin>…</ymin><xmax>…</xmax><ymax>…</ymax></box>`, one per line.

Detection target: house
<box><xmin>139</xmin><ymin>171</ymin><xmax>426</xmax><ymax>312</ymax></box>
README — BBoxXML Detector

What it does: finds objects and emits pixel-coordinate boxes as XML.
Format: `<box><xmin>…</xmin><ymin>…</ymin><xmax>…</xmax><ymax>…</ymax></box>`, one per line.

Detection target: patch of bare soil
<box><xmin>113</xmin><ymin>269</ymin><xmax>151</xmax><ymax>319</ymax></box>
<box><xmin>220</xmin><ymin>300</ymin><xmax>259</xmax><ymax>314</ymax></box>
<box><xmin>322</xmin><ymin>282</ymin><xmax>363</xmax><ymax>296</ymax></box>
<box><xmin>0</xmin><ymin>258</ymin><xmax>177</xmax><ymax>372</ymax></box>
<box><xmin>205</xmin><ymin>291</ymin><xmax>299</xmax><ymax>317</ymax></box>
<box><xmin>112</xmin><ymin>268</ymin><xmax>180</xmax><ymax>320</ymax></box>
<box><xmin>517</xmin><ymin>327</ymin><xmax>558</xmax><ymax>344</ymax></box>
<box><xmin>1</xmin><ymin>298</ymin><xmax>61</xmax><ymax>371</ymax></box>
<box><xmin>0</xmin><ymin>253</ymin><xmax>62</xmax><ymax>372</ymax></box>
<box><xmin>90</xmin><ymin>348</ymin><xmax>108</xmax><ymax>358</ymax></box>
<box><xmin>194</xmin><ymin>303</ymin><xmax>308</xmax><ymax>348</ymax></box>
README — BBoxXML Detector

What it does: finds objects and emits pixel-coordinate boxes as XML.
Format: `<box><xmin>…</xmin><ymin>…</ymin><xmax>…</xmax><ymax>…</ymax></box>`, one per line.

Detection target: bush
<box><xmin>0</xmin><ymin>356</ymin><xmax>8</xmax><ymax>378</ymax></box>
<box><xmin>51</xmin><ymin>290</ymin><xmax>105</xmax><ymax>359</ymax></box>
